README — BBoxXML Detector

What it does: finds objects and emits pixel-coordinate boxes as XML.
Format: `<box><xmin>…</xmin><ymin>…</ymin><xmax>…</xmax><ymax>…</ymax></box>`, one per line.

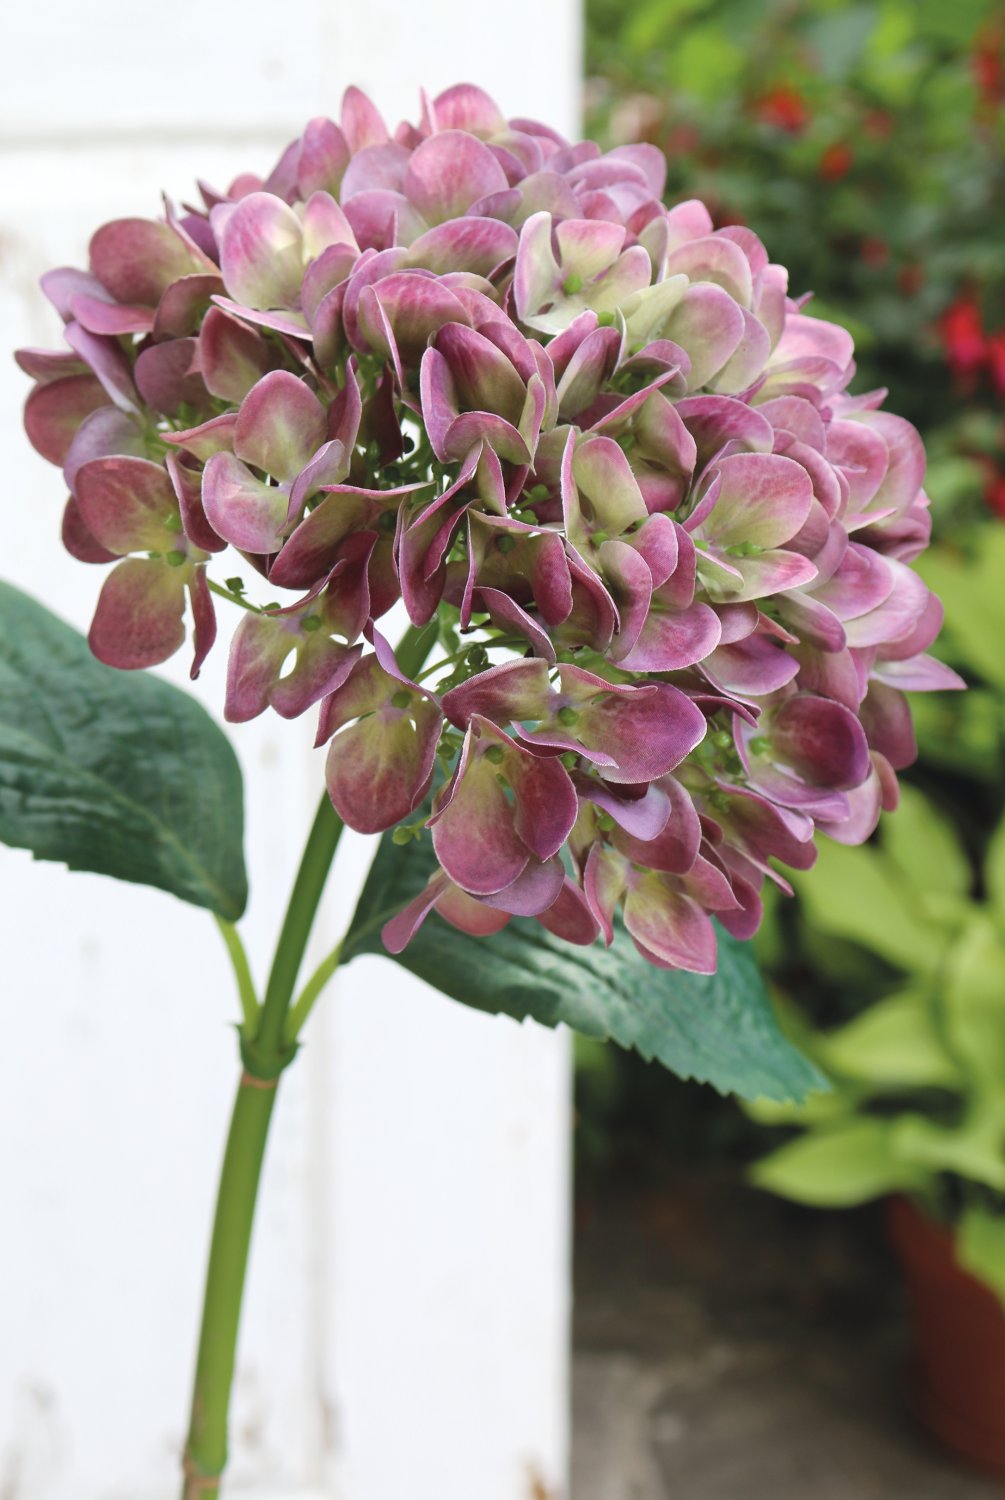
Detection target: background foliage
<box><xmin>577</xmin><ymin>0</ymin><xmax>1005</xmax><ymax>1214</ymax></box>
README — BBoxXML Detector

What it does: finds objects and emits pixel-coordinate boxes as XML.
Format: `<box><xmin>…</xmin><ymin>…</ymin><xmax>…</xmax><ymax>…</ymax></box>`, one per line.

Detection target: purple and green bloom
<box><xmin>18</xmin><ymin>81</ymin><xmax>963</xmax><ymax>974</ymax></box>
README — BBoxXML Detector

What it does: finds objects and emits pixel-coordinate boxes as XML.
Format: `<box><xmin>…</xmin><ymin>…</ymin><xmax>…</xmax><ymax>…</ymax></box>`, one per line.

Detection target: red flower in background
<box><xmin>752</xmin><ymin>86</ymin><xmax>809</xmax><ymax>134</ymax></box>
<box><xmin>985</xmin><ymin>331</ymin><xmax>1005</xmax><ymax>399</ymax></box>
<box><xmin>982</xmin><ymin>463</ymin><xmax>1005</xmax><ymax>520</ymax></box>
<box><xmin>973</xmin><ymin>22</ymin><xmax>1004</xmax><ymax>110</ymax></box>
<box><xmin>860</xmin><ymin>237</ymin><xmax>890</xmax><ymax>269</ymax></box>
<box><xmin>938</xmin><ymin>295</ymin><xmax>987</xmax><ymax>389</ymax></box>
<box><xmin>819</xmin><ymin>142</ymin><xmax>854</xmax><ymax>181</ymax></box>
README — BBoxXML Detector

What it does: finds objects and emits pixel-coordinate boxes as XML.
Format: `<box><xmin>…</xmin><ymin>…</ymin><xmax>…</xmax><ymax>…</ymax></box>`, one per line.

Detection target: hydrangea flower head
<box><xmin>18</xmin><ymin>82</ymin><xmax>963</xmax><ymax>973</ymax></box>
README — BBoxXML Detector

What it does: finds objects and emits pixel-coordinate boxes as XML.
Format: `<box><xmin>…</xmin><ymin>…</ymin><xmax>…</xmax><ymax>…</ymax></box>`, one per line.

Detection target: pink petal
<box><xmin>326</xmin><ymin>697</ymin><xmax>441</xmax><ymax>834</ymax></box>
<box><xmin>198</xmin><ymin>306</ymin><xmax>275</xmax><ymax>403</ymax></box>
<box><xmin>407</xmin><ymin>216</ymin><xmax>518</xmax><ymax>276</ymax></box>
<box><xmin>404</xmin><ymin>131</ymin><xmax>509</xmax><ymax>225</ymax></box>
<box><xmin>89</xmin><ymin>218</ymin><xmax>199</xmax><ymax>305</ymax></box>
<box><xmin>536</xmin><ymin>877</ymin><xmax>601</xmax><ymax>945</ymax></box>
<box><xmin>63</xmin><ymin>406</ymin><xmax>146</xmax><ymax>491</ymax></box>
<box><xmin>234</xmin><ymin>370</ymin><xmax>327</xmax><ymax>483</ymax></box>
<box><xmin>75</xmin><ymin>455</ymin><xmax>179</xmax><ymax>554</ymax></box>
<box><xmin>89</xmin><ymin>558</ymin><xmax>187</xmax><ymax>669</ymax></box>
<box><xmin>134</xmin><ymin>338</ymin><xmax>208</xmax><ymax>418</ymax></box>
<box><xmin>202</xmin><ymin>453</ymin><xmax>290</xmax><ymax>554</ymax></box>
<box><xmin>216</xmin><ymin>192</ymin><xmax>304</xmax><ymax>310</ymax></box>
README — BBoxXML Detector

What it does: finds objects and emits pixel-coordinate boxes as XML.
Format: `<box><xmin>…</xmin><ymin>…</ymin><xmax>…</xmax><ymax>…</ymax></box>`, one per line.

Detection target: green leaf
<box><xmin>793</xmin><ymin>837</ymin><xmax>946</xmax><ymax>975</ymax></box>
<box><xmin>751</xmin><ymin>1119</ymin><xmax>929</xmax><ymax>1207</ymax></box>
<box><xmin>0</xmin><ymin>581</ymin><xmax>247</xmax><ymax>919</ymax></box>
<box><xmin>892</xmin><ymin>1105</ymin><xmax>1005</xmax><ymax>1192</ymax></box>
<box><xmin>881</xmin><ymin>784</ymin><xmax>970</xmax><ymax>902</ymax></box>
<box><xmin>943</xmin><ymin>915</ymin><xmax>1005</xmax><ymax>1088</ymax></box>
<box><xmin>918</xmin><ymin>533</ymin><xmax>1005</xmax><ymax>691</ymax></box>
<box><xmin>958</xmin><ymin>1208</ymin><xmax>1005</xmax><ymax>1306</ymax></box>
<box><xmin>984</xmin><ymin>814</ymin><xmax>1005</xmax><ymax>931</ymax></box>
<box><xmin>341</xmin><ymin>826</ymin><xmax>826</xmax><ymax>1103</ymax></box>
<box><xmin>822</xmin><ymin>988</ymin><xmax>962</xmax><ymax>1090</ymax></box>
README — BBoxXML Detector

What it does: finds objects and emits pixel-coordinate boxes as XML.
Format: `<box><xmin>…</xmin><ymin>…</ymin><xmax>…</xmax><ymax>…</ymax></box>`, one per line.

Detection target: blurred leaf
<box><xmin>0</xmin><ymin>581</ymin><xmax>247</xmax><ymax>919</ymax></box>
<box><xmin>751</xmin><ymin>1119</ymin><xmax>928</xmax><ymax>1206</ymax></box>
<box><xmin>822</xmin><ymin>988</ymin><xmax>961</xmax><ymax>1089</ymax></box>
<box><xmin>919</xmin><ymin>535</ymin><xmax>1005</xmax><ymax>692</ymax></box>
<box><xmin>985</xmin><ymin>816</ymin><xmax>1005</xmax><ymax>930</ymax></box>
<box><xmin>882</xmin><ymin>783</ymin><xmax>971</xmax><ymax>902</ymax></box>
<box><xmin>804</xmin><ymin>6</ymin><xmax>878</xmax><ymax>80</ymax></box>
<box><xmin>793</xmin><ymin>838</ymin><xmax>946</xmax><ymax>975</ymax></box>
<box><xmin>893</xmin><ymin>1104</ymin><xmax>1005</xmax><ymax>1191</ymax></box>
<box><xmin>958</xmin><ymin>1207</ymin><xmax>1005</xmax><ymax>1305</ymax></box>
<box><xmin>667</xmin><ymin>25</ymin><xmax>745</xmax><ymax>96</ymax></box>
<box><xmin>942</xmin><ymin>915</ymin><xmax>1005</xmax><ymax>1087</ymax></box>
<box><xmin>342</xmin><ymin>823</ymin><xmax>825</xmax><ymax>1102</ymax></box>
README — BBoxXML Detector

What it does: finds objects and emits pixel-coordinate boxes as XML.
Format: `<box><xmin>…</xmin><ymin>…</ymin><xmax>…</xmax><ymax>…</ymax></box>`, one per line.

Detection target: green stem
<box><xmin>206</xmin><ymin>579</ymin><xmax>263</xmax><ymax>615</ymax></box>
<box><xmin>256</xmin><ymin>794</ymin><xmax>344</xmax><ymax>1053</ymax></box>
<box><xmin>182</xmin><ymin>621</ymin><xmax>438</xmax><ymax>1499</ymax></box>
<box><xmin>283</xmin><ymin>940</ymin><xmax>343</xmax><ymax>1047</ymax></box>
<box><xmin>181</xmin><ymin>1078</ymin><xmax>277</xmax><ymax>1500</ymax></box>
<box><xmin>182</xmin><ymin>794</ymin><xmax>343</xmax><ymax>1498</ymax></box>
<box><xmin>214</xmin><ymin>917</ymin><xmax>259</xmax><ymax>1032</ymax></box>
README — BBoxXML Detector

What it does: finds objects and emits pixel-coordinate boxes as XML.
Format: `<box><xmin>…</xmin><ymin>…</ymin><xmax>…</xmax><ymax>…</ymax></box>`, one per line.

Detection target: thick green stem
<box><xmin>182</xmin><ymin>621</ymin><xmax>437</xmax><ymax>1499</ymax></box>
<box><xmin>182</xmin><ymin>793</ymin><xmax>343</xmax><ymax>1497</ymax></box>
<box><xmin>182</xmin><ymin>1077</ymin><xmax>277</xmax><ymax>1500</ymax></box>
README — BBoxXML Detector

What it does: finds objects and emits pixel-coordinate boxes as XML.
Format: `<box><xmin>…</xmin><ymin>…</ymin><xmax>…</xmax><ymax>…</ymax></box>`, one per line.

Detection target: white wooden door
<box><xmin>0</xmin><ymin>5</ymin><xmax>581</xmax><ymax>1496</ymax></box>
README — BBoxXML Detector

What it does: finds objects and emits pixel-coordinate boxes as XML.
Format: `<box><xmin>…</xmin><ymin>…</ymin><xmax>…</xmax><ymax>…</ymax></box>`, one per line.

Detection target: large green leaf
<box><xmin>0</xmin><ymin>580</ymin><xmax>247</xmax><ymax>918</ymax></box>
<box><xmin>341</xmin><ymin>825</ymin><xmax>825</xmax><ymax>1103</ymax></box>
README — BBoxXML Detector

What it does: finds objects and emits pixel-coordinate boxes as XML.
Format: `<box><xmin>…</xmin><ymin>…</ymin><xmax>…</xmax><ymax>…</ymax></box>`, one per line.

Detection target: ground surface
<box><xmin>572</xmin><ymin>1172</ymin><xmax>1003</xmax><ymax>1500</ymax></box>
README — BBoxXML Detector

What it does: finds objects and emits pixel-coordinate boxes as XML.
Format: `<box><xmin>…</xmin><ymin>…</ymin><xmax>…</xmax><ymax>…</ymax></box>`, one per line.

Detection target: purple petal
<box><xmin>63</xmin><ymin>323</ymin><xmax>140</xmax><ymax>413</ymax></box>
<box><xmin>63</xmin><ymin>406</ymin><xmax>146</xmax><ymax>491</ymax></box>
<box><xmin>89</xmin><ymin>218</ymin><xmax>199</xmax><ymax>305</ymax></box>
<box><xmin>771</xmin><ymin>693</ymin><xmax>872</xmax><ymax>790</ymax></box>
<box><xmin>211</xmin><ymin>296</ymin><xmax>310</xmax><ymax>340</ymax></box>
<box><xmin>234</xmin><ymin>370</ymin><xmax>327</xmax><ymax>483</ymax></box>
<box><xmin>89</xmin><ymin>558</ymin><xmax>187</xmax><ymax>669</ymax></box>
<box><xmin>537</xmin><ymin>877</ymin><xmax>601</xmax><ymax>945</ymax></box>
<box><xmin>153</xmin><ymin>273</ymin><xmax>224</xmax><ymax>339</ymax></box>
<box><xmin>662</xmin><ymin>284</ymin><xmax>746</xmax><ymax>390</ymax></box>
<box><xmin>40</xmin><ymin>266</ymin><xmax>112</xmax><ymax>321</ymax></box>
<box><xmin>297</xmin><ymin>116</ymin><xmax>351</xmax><ymax>197</ymax></box>
<box><xmin>164</xmin><ymin>413</ymin><xmax>237</xmax><ymax>463</ymax></box>
<box><xmin>479</xmin><ymin>856</ymin><xmax>566</xmax><ymax>916</ymax></box>
<box><xmin>216</xmin><ymin>192</ymin><xmax>304</xmax><ymax>310</ymax></box>
<box><xmin>61</xmin><ymin>495</ymin><xmax>116</xmax><ymax>564</ymax></box>
<box><xmin>407</xmin><ymin>217</ymin><xmax>518</xmax><ymax>276</ymax></box>
<box><xmin>341</xmin><ymin>86</ymin><xmax>390</xmax><ymax>152</ymax></box>
<box><xmin>202</xmin><ymin>453</ymin><xmax>290</xmax><ymax>554</ymax></box>
<box><xmin>165</xmin><ymin>452</ymin><xmax>226</xmax><ymax>553</ymax></box>
<box><xmin>70</xmin><ymin>293</ymin><xmax>154</xmax><ymax>337</ymax></box>
<box><xmin>404</xmin><ymin>131</ymin><xmax>509</xmax><ymax>224</ymax></box>
<box><xmin>134</xmin><ymin>338</ymin><xmax>209</xmax><ymax>418</ymax></box>
<box><xmin>442</xmin><ymin>658</ymin><xmax>552</xmax><ymax>729</ymax></box>
<box><xmin>429</xmin><ymin>734</ymin><xmax>529</xmax><ymax>896</ymax></box>
<box><xmin>198</xmin><ymin>306</ymin><xmax>274</xmax><ymax>403</ymax></box>
<box><xmin>75</xmin><ymin>455</ymin><xmax>179</xmax><ymax>554</ymax></box>
<box><xmin>624</xmin><ymin>877</ymin><xmax>718</xmax><ymax>973</ymax></box>
<box><xmin>188</xmin><ymin>565</ymin><xmax>217</xmax><ymax>679</ymax></box>
<box><xmin>326</xmin><ymin>692</ymin><xmax>440</xmax><ymax>834</ymax></box>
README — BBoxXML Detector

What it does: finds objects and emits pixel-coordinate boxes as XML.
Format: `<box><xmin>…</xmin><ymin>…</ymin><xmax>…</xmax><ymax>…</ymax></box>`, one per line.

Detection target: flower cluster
<box><xmin>18</xmin><ymin>83</ymin><xmax>962</xmax><ymax>972</ymax></box>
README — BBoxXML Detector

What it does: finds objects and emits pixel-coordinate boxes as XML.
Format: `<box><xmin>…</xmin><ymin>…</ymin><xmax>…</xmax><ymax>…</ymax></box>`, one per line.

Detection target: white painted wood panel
<box><xmin>0</xmin><ymin>1</ymin><xmax>581</xmax><ymax>1497</ymax></box>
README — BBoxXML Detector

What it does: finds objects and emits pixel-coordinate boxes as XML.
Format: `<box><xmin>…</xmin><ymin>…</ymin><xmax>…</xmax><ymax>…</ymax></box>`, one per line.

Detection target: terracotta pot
<box><xmin>888</xmin><ymin>1194</ymin><xmax>1005</xmax><ymax>1481</ymax></box>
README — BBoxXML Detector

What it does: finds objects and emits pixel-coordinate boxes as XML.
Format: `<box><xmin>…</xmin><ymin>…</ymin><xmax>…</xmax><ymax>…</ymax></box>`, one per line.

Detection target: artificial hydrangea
<box><xmin>17</xmin><ymin>83</ymin><xmax>963</xmax><ymax>973</ymax></box>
